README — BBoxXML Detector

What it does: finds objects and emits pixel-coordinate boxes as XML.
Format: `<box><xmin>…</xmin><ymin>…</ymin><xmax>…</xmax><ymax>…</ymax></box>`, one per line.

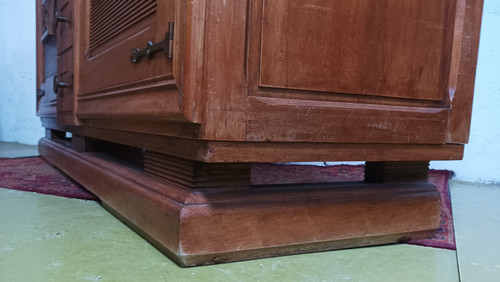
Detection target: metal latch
<box><xmin>130</xmin><ymin>21</ymin><xmax>174</xmax><ymax>63</ymax></box>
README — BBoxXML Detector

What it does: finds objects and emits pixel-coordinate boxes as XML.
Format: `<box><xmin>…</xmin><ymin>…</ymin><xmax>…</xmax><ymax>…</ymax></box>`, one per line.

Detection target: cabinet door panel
<box><xmin>37</xmin><ymin>0</ymin><xmax>57</xmax><ymax>117</ymax></box>
<box><xmin>259</xmin><ymin>0</ymin><xmax>455</xmax><ymax>101</ymax></box>
<box><xmin>56</xmin><ymin>0</ymin><xmax>75</xmax><ymax>124</ymax></box>
<box><xmin>79</xmin><ymin>0</ymin><xmax>175</xmax><ymax>95</ymax></box>
<box><xmin>57</xmin><ymin>0</ymin><xmax>73</xmax><ymax>53</ymax></box>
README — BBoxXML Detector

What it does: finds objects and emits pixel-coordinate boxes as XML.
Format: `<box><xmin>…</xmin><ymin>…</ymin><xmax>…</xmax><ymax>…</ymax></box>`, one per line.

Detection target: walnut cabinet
<box><xmin>37</xmin><ymin>0</ymin><xmax>483</xmax><ymax>266</ymax></box>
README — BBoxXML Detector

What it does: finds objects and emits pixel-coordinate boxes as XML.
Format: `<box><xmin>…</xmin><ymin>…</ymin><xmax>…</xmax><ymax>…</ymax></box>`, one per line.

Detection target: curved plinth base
<box><xmin>39</xmin><ymin>137</ymin><xmax>440</xmax><ymax>267</ymax></box>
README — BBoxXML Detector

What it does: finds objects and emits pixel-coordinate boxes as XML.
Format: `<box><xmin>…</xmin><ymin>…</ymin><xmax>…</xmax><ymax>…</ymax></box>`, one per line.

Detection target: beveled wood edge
<box><xmin>38</xmin><ymin>136</ymin><xmax>440</xmax><ymax>206</ymax></box>
<box><xmin>39</xmin><ymin>137</ymin><xmax>441</xmax><ymax>267</ymax></box>
<box><xmin>41</xmin><ymin>118</ymin><xmax>464</xmax><ymax>163</ymax></box>
<box><xmin>180</xmin><ymin>0</ymin><xmax>207</xmax><ymax>123</ymax></box>
<box><xmin>245</xmin><ymin>96</ymin><xmax>449</xmax><ymax>144</ymax></box>
<box><xmin>103</xmin><ymin>198</ymin><xmax>436</xmax><ymax>268</ymax></box>
<box><xmin>176</xmin><ymin>231</ymin><xmax>436</xmax><ymax>267</ymax></box>
<box><xmin>36</xmin><ymin>0</ymin><xmax>43</xmax><ymax>104</ymax></box>
<box><xmin>447</xmin><ymin>0</ymin><xmax>484</xmax><ymax>143</ymax></box>
<box><xmin>77</xmin><ymin>74</ymin><xmax>175</xmax><ymax>101</ymax></box>
<box><xmin>39</xmin><ymin>137</ymin><xmax>184</xmax><ymax>255</ymax></box>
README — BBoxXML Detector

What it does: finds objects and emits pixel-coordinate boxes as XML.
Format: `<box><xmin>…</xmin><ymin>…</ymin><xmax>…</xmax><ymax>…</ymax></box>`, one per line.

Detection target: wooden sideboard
<box><xmin>36</xmin><ymin>0</ymin><xmax>483</xmax><ymax>266</ymax></box>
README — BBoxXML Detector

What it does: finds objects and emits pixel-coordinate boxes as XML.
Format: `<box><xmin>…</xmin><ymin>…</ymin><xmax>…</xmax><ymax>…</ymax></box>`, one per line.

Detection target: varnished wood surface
<box><xmin>193</xmin><ymin>0</ymin><xmax>481</xmax><ymax>143</ymax></box>
<box><xmin>144</xmin><ymin>151</ymin><xmax>251</xmax><ymax>190</ymax></box>
<box><xmin>39</xmin><ymin>137</ymin><xmax>441</xmax><ymax>266</ymax></box>
<box><xmin>260</xmin><ymin>0</ymin><xmax>454</xmax><ymax>101</ymax></box>
<box><xmin>77</xmin><ymin>0</ymin><xmax>174</xmax><ymax>95</ymax></box>
<box><xmin>36</xmin><ymin>0</ymin><xmax>482</xmax><ymax>267</ymax></box>
<box><xmin>446</xmin><ymin>0</ymin><xmax>484</xmax><ymax>143</ymax></box>
<box><xmin>41</xmin><ymin>118</ymin><xmax>465</xmax><ymax>162</ymax></box>
<box><xmin>245</xmin><ymin>96</ymin><xmax>449</xmax><ymax>143</ymax></box>
<box><xmin>54</xmin><ymin>0</ymin><xmax>77</xmax><ymax>125</ymax></box>
<box><xmin>75</xmin><ymin>0</ymin><xmax>182</xmax><ymax>122</ymax></box>
<box><xmin>38</xmin><ymin>0</ymin><xmax>482</xmax><ymax>146</ymax></box>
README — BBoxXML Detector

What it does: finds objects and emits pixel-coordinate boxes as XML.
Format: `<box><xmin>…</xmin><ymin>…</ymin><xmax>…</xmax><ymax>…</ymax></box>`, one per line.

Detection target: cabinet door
<box><xmin>76</xmin><ymin>0</ymin><xmax>181</xmax><ymax>121</ymax></box>
<box><xmin>259</xmin><ymin>0</ymin><xmax>453</xmax><ymax>101</ymax></box>
<box><xmin>56</xmin><ymin>0</ymin><xmax>75</xmax><ymax>124</ymax></box>
<box><xmin>36</xmin><ymin>0</ymin><xmax>58</xmax><ymax>118</ymax></box>
<box><xmin>242</xmin><ymin>0</ymin><xmax>478</xmax><ymax>144</ymax></box>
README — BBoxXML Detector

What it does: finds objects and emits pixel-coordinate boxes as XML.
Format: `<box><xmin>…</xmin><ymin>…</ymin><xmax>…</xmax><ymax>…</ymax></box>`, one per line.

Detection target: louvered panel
<box><xmin>89</xmin><ymin>0</ymin><xmax>157</xmax><ymax>52</ymax></box>
<box><xmin>44</xmin><ymin>37</ymin><xmax>58</xmax><ymax>79</ymax></box>
<box><xmin>144</xmin><ymin>152</ymin><xmax>251</xmax><ymax>189</ymax></box>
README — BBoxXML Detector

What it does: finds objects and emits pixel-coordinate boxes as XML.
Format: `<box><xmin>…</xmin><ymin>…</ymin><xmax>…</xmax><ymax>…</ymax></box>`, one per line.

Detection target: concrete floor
<box><xmin>0</xmin><ymin>142</ymin><xmax>40</xmax><ymax>158</ymax></box>
<box><xmin>0</xmin><ymin>142</ymin><xmax>499</xmax><ymax>281</ymax></box>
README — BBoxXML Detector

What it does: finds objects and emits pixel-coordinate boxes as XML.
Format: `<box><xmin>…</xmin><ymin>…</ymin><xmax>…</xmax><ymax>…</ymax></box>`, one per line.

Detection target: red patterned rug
<box><xmin>0</xmin><ymin>157</ymin><xmax>97</xmax><ymax>200</ymax></box>
<box><xmin>0</xmin><ymin>157</ymin><xmax>454</xmax><ymax>249</ymax></box>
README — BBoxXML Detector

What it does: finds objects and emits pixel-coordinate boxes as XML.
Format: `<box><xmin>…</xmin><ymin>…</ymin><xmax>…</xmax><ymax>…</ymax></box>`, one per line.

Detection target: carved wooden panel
<box><xmin>41</xmin><ymin>0</ymin><xmax>56</xmax><ymax>41</ymax></box>
<box><xmin>56</xmin><ymin>0</ymin><xmax>74</xmax><ymax>123</ymax></box>
<box><xmin>89</xmin><ymin>0</ymin><xmax>157</xmax><ymax>53</ymax></box>
<box><xmin>76</xmin><ymin>0</ymin><xmax>179</xmax><ymax>120</ymax></box>
<box><xmin>44</xmin><ymin>40</ymin><xmax>58</xmax><ymax>79</ymax></box>
<box><xmin>37</xmin><ymin>0</ymin><xmax>57</xmax><ymax>117</ymax></box>
<box><xmin>144</xmin><ymin>152</ymin><xmax>251</xmax><ymax>190</ymax></box>
<box><xmin>259</xmin><ymin>0</ymin><xmax>456</xmax><ymax>102</ymax></box>
<box><xmin>79</xmin><ymin>0</ymin><xmax>174</xmax><ymax>95</ymax></box>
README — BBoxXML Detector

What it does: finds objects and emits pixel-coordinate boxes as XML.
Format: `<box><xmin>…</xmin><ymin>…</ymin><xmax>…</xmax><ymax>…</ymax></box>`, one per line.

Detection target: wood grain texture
<box><xmin>42</xmin><ymin>0</ymin><xmax>481</xmax><ymax>146</ymax></box>
<box><xmin>76</xmin><ymin>80</ymin><xmax>184</xmax><ymax>121</ymax></box>
<box><xmin>446</xmin><ymin>0</ymin><xmax>484</xmax><ymax>143</ymax></box>
<box><xmin>88</xmin><ymin>0</ymin><xmax>158</xmax><ymax>52</ymax></box>
<box><xmin>78</xmin><ymin>0</ymin><xmax>171</xmax><ymax>92</ymax></box>
<box><xmin>36</xmin><ymin>0</ymin><xmax>482</xmax><ymax>266</ymax></box>
<box><xmin>39</xmin><ymin>137</ymin><xmax>441</xmax><ymax>266</ymax></box>
<box><xmin>199</xmin><ymin>0</ymin><xmax>248</xmax><ymax>140</ymax></box>
<box><xmin>75</xmin><ymin>0</ymin><xmax>180</xmax><ymax>122</ymax></box>
<box><xmin>179</xmin><ymin>0</ymin><xmax>206</xmax><ymax>123</ymax></box>
<box><xmin>55</xmin><ymin>0</ymin><xmax>76</xmax><ymax>125</ymax></box>
<box><xmin>39</xmin><ymin>137</ymin><xmax>185</xmax><ymax>258</ymax></box>
<box><xmin>259</xmin><ymin>0</ymin><xmax>455</xmax><ymax>101</ymax></box>
<box><xmin>41</xmin><ymin>117</ymin><xmax>465</xmax><ymax>162</ymax></box>
<box><xmin>246</xmin><ymin>96</ymin><xmax>449</xmax><ymax>143</ymax></box>
<box><xmin>144</xmin><ymin>151</ymin><xmax>251</xmax><ymax>190</ymax></box>
<box><xmin>242</xmin><ymin>0</ymin><xmax>480</xmax><ymax>144</ymax></box>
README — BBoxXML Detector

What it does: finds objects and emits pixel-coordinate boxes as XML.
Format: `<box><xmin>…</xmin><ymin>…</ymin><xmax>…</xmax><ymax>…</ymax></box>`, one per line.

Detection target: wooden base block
<box><xmin>39</xmin><ymin>137</ymin><xmax>441</xmax><ymax>267</ymax></box>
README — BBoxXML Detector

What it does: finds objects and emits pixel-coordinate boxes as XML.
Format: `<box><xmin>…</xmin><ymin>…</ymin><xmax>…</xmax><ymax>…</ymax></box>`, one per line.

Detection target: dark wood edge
<box><xmin>447</xmin><ymin>0</ymin><xmax>484</xmax><ymax>143</ymax></box>
<box><xmin>41</xmin><ymin>118</ymin><xmax>464</xmax><ymax>163</ymax></box>
<box><xmin>178</xmin><ymin>231</ymin><xmax>436</xmax><ymax>267</ymax></box>
<box><xmin>39</xmin><ymin>137</ymin><xmax>441</xmax><ymax>267</ymax></box>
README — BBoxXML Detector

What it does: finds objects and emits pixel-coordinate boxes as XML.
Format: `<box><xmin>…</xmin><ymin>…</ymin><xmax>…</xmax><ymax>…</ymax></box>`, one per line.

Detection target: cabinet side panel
<box><xmin>181</xmin><ymin>0</ymin><xmax>207</xmax><ymax>123</ymax></box>
<box><xmin>200</xmin><ymin>0</ymin><xmax>249</xmax><ymax>140</ymax></box>
<box><xmin>446</xmin><ymin>0</ymin><xmax>484</xmax><ymax>143</ymax></box>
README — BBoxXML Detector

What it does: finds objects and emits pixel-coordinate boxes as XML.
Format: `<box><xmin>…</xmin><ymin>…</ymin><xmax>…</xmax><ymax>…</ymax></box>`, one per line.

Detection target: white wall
<box><xmin>0</xmin><ymin>1</ymin><xmax>498</xmax><ymax>182</ymax></box>
<box><xmin>0</xmin><ymin>0</ymin><xmax>44</xmax><ymax>145</ymax></box>
<box><xmin>431</xmin><ymin>0</ymin><xmax>500</xmax><ymax>183</ymax></box>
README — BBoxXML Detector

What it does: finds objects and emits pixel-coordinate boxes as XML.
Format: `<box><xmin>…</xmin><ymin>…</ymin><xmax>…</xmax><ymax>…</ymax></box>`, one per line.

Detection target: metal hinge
<box><xmin>130</xmin><ymin>21</ymin><xmax>174</xmax><ymax>63</ymax></box>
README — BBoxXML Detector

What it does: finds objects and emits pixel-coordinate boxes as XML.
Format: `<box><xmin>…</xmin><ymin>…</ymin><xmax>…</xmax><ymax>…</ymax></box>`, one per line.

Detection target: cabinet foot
<box><xmin>39</xmin><ymin>137</ymin><xmax>441</xmax><ymax>266</ymax></box>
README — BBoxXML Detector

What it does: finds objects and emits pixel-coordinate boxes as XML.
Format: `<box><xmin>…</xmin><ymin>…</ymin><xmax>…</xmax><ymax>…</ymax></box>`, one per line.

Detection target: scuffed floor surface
<box><xmin>0</xmin><ymin>188</ymin><xmax>461</xmax><ymax>282</ymax></box>
<box><xmin>451</xmin><ymin>181</ymin><xmax>500</xmax><ymax>282</ymax></box>
<box><xmin>0</xmin><ymin>142</ymin><xmax>39</xmax><ymax>158</ymax></box>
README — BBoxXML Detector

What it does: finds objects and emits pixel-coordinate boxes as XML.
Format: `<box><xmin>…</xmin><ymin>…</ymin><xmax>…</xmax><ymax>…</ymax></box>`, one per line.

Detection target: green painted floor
<box><xmin>0</xmin><ymin>189</ymin><xmax>460</xmax><ymax>282</ymax></box>
<box><xmin>0</xmin><ymin>142</ymin><xmax>40</xmax><ymax>159</ymax></box>
<box><xmin>451</xmin><ymin>181</ymin><xmax>500</xmax><ymax>281</ymax></box>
